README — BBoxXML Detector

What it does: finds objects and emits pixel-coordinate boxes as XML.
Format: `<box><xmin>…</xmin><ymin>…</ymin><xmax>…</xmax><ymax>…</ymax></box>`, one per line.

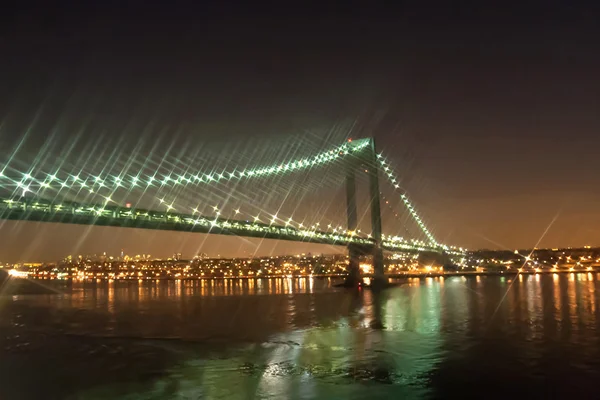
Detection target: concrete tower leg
<box><xmin>345</xmin><ymin>160</ymin><xmax>361</xmax><ymax>287</ymax></box>
<box><xmin>367</xmin><ymin>138</ymin><xmax>386</xmax><ymax>288</ymax></box>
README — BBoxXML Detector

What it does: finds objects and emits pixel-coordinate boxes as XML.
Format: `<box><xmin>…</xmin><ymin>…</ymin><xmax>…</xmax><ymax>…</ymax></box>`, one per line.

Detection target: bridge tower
<box><xmin>345</xmin><ymin>138</ymin><xmax>385</xmax><ymax>287</ymax></box>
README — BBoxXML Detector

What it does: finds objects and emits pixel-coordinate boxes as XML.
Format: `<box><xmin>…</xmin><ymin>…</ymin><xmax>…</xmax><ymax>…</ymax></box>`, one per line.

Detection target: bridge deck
<box><xmin>0</xmin><ymin>197</ymin><xmax>440</xmax><ymax>254</ymax></box>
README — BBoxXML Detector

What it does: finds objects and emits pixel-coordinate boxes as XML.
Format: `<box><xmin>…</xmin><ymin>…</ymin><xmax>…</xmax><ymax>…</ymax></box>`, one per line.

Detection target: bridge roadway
<box><xmin>0</xmin><ymin>197</ymin><xmax>439</xmax><ymax>254</ymax></box>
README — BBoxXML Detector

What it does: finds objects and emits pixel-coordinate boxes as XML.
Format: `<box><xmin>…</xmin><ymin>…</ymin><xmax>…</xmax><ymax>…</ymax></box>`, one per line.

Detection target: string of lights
<box><xmin>376</xmin><ymin>154</ymin><xmax>439</xmax><ymax>247</ymax></box>
<box><xmin>0</xmin><ymin>140</ymin><xmax>370</xmax><ymax>193</ymax></box>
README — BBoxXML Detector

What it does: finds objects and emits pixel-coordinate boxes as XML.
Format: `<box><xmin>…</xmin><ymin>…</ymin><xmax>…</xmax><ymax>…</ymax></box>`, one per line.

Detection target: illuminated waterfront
<box><xmin>2</xmin><ymin>274</ymin><xmax>600</xmax><ymax>399</ymax></box>
<box><xmin>5</xmin><ymin>246</ymin><xmax>600</xmax><ymax>281</ymax></box>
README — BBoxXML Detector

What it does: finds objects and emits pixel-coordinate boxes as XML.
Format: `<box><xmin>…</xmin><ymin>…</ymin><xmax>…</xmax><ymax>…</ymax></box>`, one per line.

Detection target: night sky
<box><xmin>1</xmin><ymin>1</ymin><xmax>599</xmax><ymax>262</ymax></box>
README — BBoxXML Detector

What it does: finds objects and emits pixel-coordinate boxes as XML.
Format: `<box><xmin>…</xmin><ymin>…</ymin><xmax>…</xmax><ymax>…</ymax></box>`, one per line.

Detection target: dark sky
<box><xmin>1</xmin><ymin>1</ymin><xmax>599</xmax><ymax>261</ymax></box>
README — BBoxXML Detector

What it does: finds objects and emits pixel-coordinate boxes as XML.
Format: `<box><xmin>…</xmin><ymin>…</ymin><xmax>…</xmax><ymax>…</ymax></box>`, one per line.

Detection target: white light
<box><xmin>8</xmin><ymin>269</ymin><xmax>27</xmax><ymax>278</ymax></box>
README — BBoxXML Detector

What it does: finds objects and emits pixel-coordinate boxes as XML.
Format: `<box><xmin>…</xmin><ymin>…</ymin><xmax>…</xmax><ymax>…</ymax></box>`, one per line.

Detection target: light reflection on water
<box><xmin>1</xmin><ymin>274</ymin><xmax>600</xmax><ymax>399</ymax></box>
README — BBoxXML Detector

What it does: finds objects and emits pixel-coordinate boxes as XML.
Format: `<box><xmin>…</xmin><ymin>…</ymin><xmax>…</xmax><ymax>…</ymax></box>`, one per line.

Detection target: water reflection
<box><xmin>2</xmin><ymin>275</ymin><xmax>600</xmax><ymax>399</ymax></box>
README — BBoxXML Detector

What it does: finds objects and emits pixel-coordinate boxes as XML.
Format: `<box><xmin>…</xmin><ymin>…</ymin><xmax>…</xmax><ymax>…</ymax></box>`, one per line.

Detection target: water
<box><xmin>1</xmin><ymin>274</ymin><xmax>600</xmax><ymax>399</ymax></box>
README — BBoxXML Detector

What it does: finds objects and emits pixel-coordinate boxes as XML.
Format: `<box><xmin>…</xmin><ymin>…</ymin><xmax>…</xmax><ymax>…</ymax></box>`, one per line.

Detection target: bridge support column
<box><xmin>368</xmin><ymin>138</ymin><xmax>386</xmax><ymax>288</ymax></box>
<box><xmin>345</xmin><ymin>160</ymin><xmax>361</xmax><ymax>287</ymax></box>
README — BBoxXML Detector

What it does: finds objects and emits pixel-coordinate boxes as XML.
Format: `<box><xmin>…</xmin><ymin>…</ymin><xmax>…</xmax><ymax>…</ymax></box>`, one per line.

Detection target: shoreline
<box><xmin>15</xmin><ymin>268</ymin><xmax>600</xmax><ymax>282</ymax></box>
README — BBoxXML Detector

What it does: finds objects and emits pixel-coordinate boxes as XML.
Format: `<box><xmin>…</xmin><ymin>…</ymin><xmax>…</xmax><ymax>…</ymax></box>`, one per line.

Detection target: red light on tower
<box><xmin>348</xmin><ymin>138</ymin><xmax>352</xmax><ymax>142</ymax></box>
<box><xmin>125</xmin><ymin>202</ymin><xmax>132</xmax><ymax>208</ymax></box>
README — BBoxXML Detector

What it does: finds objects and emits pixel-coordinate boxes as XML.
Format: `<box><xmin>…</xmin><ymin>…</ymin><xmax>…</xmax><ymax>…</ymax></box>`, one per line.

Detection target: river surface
<box><xmin>1</xmin><ymin>274</ymin><xmax>600</xmax><ymax>399</ymax></box>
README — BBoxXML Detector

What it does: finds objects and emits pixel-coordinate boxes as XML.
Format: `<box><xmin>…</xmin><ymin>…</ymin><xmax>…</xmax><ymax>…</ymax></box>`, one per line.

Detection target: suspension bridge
<box><xmin>0</xmin><ymin>137</ymin><xmax>464</xmax><ymax>286</ymax></box>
